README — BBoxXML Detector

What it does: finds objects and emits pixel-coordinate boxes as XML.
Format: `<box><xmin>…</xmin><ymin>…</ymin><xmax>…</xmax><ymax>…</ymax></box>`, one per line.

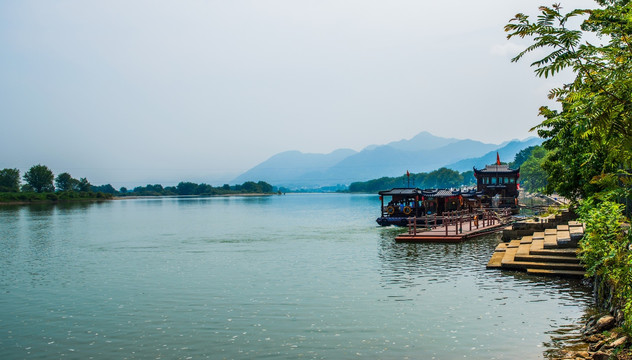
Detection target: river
<box><xmin>0</xmin><ymin>194</ymin><xmax>592</xmax><ymax>359</ymax></box>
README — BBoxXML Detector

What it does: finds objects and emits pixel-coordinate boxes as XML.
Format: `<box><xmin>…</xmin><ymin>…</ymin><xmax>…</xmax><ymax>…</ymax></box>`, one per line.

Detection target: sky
<box><xmin>0</xmin><ymin>0</ymin><xmax>597</xmax><ymax>188</ymax></box>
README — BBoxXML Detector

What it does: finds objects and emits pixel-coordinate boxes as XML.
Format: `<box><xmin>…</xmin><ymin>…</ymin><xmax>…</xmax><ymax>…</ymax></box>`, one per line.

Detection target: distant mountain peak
<box><xmin>232</xmin><ymin>131</ymin><xmax>542</xmax><ymax>189</ymax></box>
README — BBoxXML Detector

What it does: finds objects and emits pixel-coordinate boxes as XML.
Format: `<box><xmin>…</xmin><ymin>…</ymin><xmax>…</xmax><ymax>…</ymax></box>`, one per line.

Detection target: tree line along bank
<box><xmin>0</xmin><ymin>164</ymin><xmax>276</xmax><ymax>203</ymax></box>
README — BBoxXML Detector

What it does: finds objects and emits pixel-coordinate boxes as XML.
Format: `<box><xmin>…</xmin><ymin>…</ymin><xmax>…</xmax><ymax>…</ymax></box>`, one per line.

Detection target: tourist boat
<box><xmin>472</xmin><ymin>163</ymin><xmax>520</xmax><ymax>214</ymax></box>
<box><xmin>376</xmin><ymin>187</ymin><xmax>480</xmax><ymax>226</ymax></box>
<box><xmin>376</xmin><ymin>161</ymin><xmax>520</xmax><ymax>226</ymax></box>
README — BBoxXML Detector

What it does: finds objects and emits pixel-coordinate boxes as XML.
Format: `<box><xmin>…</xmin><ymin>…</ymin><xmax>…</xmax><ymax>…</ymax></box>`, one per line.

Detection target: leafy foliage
<box><xmin>23</xmin><ymin>164</ymin><xmax>55</xmax><ymax>193</ymax></box>
<box><xmin>125</xmin><ymin>181</ymin><xmax>276</xmax><ymax>196</ymax></box>
<box><xmin>519</xmin><ymin>146</ymin><xmax>549</xmax><ymax>192</ymax></box>
<box><xmin>507</xmin><ymin>1</ymin><xmax>632</xmax><ymax>334</ymax></box>
<box><xmin>577</xmin><ymin>199</ymin><xmax>632</xmax><ymax>332</ymax></box>
<box><xmin>506</xmin><ymin>2</ymin><xmax>632</xmax><ymax>202</ymax></box>
<box><xmin>55</xmin><ymin>172</ymin><xmax>77</xmax><ymax>192</ymax></box>
<box><xmin>509</xmin><ymin>146</ymin><xmax>538</xmax><ymax>169</ymax></box>
<box><xmin>0</xmin><ymin>168</ymin><xmax>20</xmax><ymax>192</ymax></box>
<box><xmin>349</xmin><ymin>168</ymin><xmax>466</xmax><ymax>193</ymax></box>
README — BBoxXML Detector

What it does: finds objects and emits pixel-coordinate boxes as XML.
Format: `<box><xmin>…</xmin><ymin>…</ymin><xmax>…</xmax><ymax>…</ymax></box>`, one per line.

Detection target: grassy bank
<box><xmin>0</xmin><ymin>191</ymin><xmax>113</xmax><ymax>204</ymax></box>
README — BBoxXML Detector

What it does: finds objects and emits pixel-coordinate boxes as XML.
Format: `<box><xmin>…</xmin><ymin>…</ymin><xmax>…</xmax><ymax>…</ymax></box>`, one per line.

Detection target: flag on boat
<box><xmin>496</xmin><ymin>152</ymin><xmax>501</xmax><ymax>165</ymax></box>
<box><xmin>406</xmin><ymin>170</ymin><xmax>410</xmax><ymax>177</ymax></box>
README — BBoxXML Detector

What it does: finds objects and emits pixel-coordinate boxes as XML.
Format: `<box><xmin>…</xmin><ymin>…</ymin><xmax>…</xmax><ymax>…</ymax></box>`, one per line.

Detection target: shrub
<box><xmin>578</xmin><ymin>199</ymin><xmax>632</xmax><ymax>333</ymax></box>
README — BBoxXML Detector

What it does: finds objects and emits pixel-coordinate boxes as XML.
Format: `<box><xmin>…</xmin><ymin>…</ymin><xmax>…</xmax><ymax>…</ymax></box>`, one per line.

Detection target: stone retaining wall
<box><xmin>502</xmin><ymin>209</ymin><xmax>573</xmax><ymax>241</ymax></box>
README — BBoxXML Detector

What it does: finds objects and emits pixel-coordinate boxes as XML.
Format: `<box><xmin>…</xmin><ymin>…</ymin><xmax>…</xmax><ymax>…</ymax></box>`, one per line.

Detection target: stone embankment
<box><xmin>492</xmin><ymin>212</ymin><xmax>631</xmax><ymax>359</ymax></box>
<box><xmin>501</xmin><ymin>210</ymin><xmax>574</xmax><ymax>241</ymax></box>
<box><xmin>556</xmin><ymin>314</ymin><xmax>630</xmax><ymax>359</ymax></box>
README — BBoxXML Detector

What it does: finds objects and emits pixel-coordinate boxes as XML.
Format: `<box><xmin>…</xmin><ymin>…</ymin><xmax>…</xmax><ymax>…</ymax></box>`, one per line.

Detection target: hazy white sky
<box><xmin>0</xmin><ymin>0</ymin><xmax>596</xmax><ymax>187</ymax></box>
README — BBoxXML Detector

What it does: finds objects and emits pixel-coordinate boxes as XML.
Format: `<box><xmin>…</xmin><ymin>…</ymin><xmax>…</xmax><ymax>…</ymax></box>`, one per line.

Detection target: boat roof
<box><xmin>473</xmin><ymin>164</ymin><xmax>520</xmax><ymax>174</ymax></box>
<box><xmin>379</xmin><ymin>187</ymin><xmax>481</xmax><ymax>198</ymax></box>
<box><xmin>421</xmin><ymin>189</ymin><xmax>460</xmax><ymax>197</ymax></box>
<box><xmin>378</xmin><ymin>188</ymin><xmax>422</xmax><ymax>196</ymax></box>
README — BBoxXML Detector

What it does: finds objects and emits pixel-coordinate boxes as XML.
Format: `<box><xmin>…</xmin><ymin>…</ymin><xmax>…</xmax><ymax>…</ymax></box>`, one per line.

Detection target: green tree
<box><xmin>77</xmin><ymin>177</ymin><xmax>91</xmax><ymax>192</ymax></box>
<box><xmin>424</xmin><ymin>168</ymin><xmax>463</xmax><ymax>189</ymax></box>
<box><xmin>505</xmin><ymin>1</ymin><xmax>632</xmax><ymax>201</ymax></box>
<box><xmin>510</xmin><ymin>146</ymin><xmax>537</xmax><ymax>169</ymax></box>
<box><xmin>176</xmin><ymin>182</ymin><xmax>198</xmax><ymax>195</ymax></box>
<box><xmin>92</xmin><ymin>184</ymin><xmax>117</xmax><ymax>194</ymax></box>
<box><xmin>519</xmin><ymin>146</ymin><xmax>549</xmax><ymax>192</ymax></box>
<box><xmin>460</xmin><ymin>170</ymin><xmax>476</xmax><ymax>186</ymax></box>
<box><xmin>257</xmin><ymin>181</ymin><xmax>273</xmax><ymax>193</ymax></box>
<box><xmin>24</xmin><ymin>164</ymin><xmax>55</xmax><ymax>193</ymax></box>
<box><xmin>55</xmin><ymin>172</ymin><xmax>77</xmax><ymax>192</ymax></box>
<box><xmin>0</xmin><ymin>168</ymin><xmax>20</xmax><ymax>192</ymax></box>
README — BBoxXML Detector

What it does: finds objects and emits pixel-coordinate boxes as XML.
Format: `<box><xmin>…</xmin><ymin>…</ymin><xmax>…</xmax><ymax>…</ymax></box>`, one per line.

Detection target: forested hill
<box><xmin>348</xmin><ymin>168</ymin><xmax>475</xmax><ymax>193</ymax></box>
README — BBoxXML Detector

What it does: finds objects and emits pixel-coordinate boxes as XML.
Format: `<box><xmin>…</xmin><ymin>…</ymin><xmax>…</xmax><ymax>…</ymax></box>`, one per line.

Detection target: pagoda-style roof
<box><xmin>473</xmin><ymin>164</ymin><xmax>520</xmax><ymax>175</ymax></box>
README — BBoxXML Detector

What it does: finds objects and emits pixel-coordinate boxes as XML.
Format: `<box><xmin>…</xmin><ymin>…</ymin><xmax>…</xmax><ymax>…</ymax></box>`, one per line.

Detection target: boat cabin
<box><xmin>473</xmin><ymin>164</ymin><xmax>520</xmax><ymax>210</ymax></box>
<box><xmin>377</xmin><ymin>187</ymin><xmax>481</xmax><ymax>226</ymax></box>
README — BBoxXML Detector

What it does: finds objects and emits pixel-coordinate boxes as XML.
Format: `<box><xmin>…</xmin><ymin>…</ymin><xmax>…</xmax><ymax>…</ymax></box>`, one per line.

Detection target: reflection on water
<box><xmin>377</xmin><ymin>229</ymin><xmax>593</xmax><ymax>358</ymax></box>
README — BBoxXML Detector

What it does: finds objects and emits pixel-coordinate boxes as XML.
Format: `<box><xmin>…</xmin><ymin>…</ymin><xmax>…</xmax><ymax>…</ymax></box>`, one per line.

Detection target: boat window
<box><xmin>491</xmin><ymin>177</ymin><xmax>497</xmax><ymax>184</ymax></box>
<box><xmin>510</xmin><ymin>178</ymin><xmax>515</xmax><ymax>184</ymax></box>
<box><xmin>504</xmin><ymin>177</ymin><xmax>508</xmax><ymax>184</ymax></box>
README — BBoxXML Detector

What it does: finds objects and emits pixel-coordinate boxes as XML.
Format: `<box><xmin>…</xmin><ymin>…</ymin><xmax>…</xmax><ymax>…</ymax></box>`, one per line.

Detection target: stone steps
<box><xmin>526</xmin><ymin>269</ymin><xmax>586</xmax><ymax>278</ymax></box>
<box><xmin>513</xmin><ymin>254</ymin><xmax>580</xmax><ymax>264</ymax></box>
<box><xmin>487</xmin><ymin>222</ymin><xmax>586</xmax><ymax>278</ymax></box>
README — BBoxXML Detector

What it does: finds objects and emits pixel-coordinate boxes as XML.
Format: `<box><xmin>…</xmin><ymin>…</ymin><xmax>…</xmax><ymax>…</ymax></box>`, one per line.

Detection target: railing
<box><xmin>406</xmin><ymin>208</ymin><xmax>512</xmax><ymax>236</ymax></box>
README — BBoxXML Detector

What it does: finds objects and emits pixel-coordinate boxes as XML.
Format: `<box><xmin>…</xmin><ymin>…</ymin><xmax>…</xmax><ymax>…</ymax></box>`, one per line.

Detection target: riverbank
<box><xmin>113</xmin><ymin>193</ymin><xmax>280</xmax><ymax>200</ymax></box>
<box><xmin>0</xmin><ymin>192</ymin><xmax>280</xmax><ymax>205</ymax></box>
<box><xmin>554</xmin><ymin>313</ymin><xmax>631</xmax><ymax>359</ymax></box>
<box><xmin>504</xmin><ymin>207</ymin><xmax>632</xmax><ymax>359</ymax></box>
<box><xmin>0</xmin><ymin>191</ymin><xmax>113</xmax><ymax>205</ymax></box>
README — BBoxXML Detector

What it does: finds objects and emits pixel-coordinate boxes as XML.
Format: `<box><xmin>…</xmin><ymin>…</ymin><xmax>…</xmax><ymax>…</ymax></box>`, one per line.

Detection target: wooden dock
<box><xmin>486</xmin><ymin>221</ymin><xmax>586</xmax><ymax>278</ymax></box>
<box><xmin>395</xmin><ymin>209</ymin><xmax>510</xmax><ymax>243</ymax></box>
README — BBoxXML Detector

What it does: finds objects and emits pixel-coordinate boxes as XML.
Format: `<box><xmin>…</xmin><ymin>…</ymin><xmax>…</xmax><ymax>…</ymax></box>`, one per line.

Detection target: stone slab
<box><xmin>529</xmin><ymin>248</ymin><xmax>577</xmax><ymax>257</ymax></box>
<box><xmin>569</xmin><ymin>227</ymin><xmax>584</xmax><ymax>241</ymax></box>
<box><xmin>532</xmin><ymin>232</ymin><xmax>545</xmax><ymax>240</ymax></box>
<box><xmin>516</xmin><ymin>243</ymin><xmax>531</xmax><ymax>257</ymax></box>
<box><xmin>557</xmin><ymin>230</ymin><xmax>571</xmax><ymax>242</ymax></box>
<box><xmin>514</xmin><ymin>254</ymin><xmax>580</xmax><ymax>264</ymax></box>
<box><xmin>544</xmin><ymin>234</ymin><xmax>558</xmax><ymax>249</ymax></box>
<box><xmin>519</xmin><ymin>236</ymin><xmax>533</xmax><ymax>245</ymax></box>
<box><xmin>507</xmin><ymin>239</ymin><xmax>521</xmax><ymax>248</ymax></box>
<box><xmin>544</xmin><ymin>228</ymin><xmax>557</xmax><ymax>236</ymax></box>
<box><xmin>494</xmin><ymin>243</ymin><xmax>508</xmax><ymax>252</ymax></box>
<box><xmin>526</xmin><ymin>268</ymin><xmax>586</xmax><ymax>278</ymax></box>
<box><xmin>486</xmin><ymin>251</ymin><xmax>505</xmax><ymax>268</ymax></box>
<box><xmin>500</xmin><ymin>246</ymin><xmax>519</xmax><ymax>266</ymax></box>
<box><xmin>504</xmin><ymin>260</ymin><xmax>584</xmax><ymax>271</ymax></box>
<box><xmin>530</xmin><ymin>239</ymin><xmax>544</xmax><ymax>252</ymax></box>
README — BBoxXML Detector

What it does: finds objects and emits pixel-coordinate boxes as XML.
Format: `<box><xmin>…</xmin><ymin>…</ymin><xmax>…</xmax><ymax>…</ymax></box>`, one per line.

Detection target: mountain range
<box><xmin>232</xmin><ymin>131</ymin><xmax>543</xmax><ymax>188</ymax></box>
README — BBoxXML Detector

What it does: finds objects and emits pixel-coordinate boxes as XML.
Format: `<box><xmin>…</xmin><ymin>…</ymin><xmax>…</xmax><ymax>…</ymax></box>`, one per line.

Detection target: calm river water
<box><xmin>0</xmin><ymin>194</ymin><xmax>592</xmax><ymax>359</ymax></box>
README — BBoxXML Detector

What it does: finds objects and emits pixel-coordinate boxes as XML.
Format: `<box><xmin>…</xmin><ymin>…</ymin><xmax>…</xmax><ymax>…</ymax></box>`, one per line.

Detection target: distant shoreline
<box><xmin>114</xmin><ymin>193</ymin><xmax>279</xmax><ymax>200</ymax></box>
<box><xmin>0</xmin><ymin>198</ymin><xmax>111</xmax><ymax>206</ymax></box>
<box><xmin>0</xmin><ymin>193</ymin><xmax>280</xmax><ymax>206</ymax></box>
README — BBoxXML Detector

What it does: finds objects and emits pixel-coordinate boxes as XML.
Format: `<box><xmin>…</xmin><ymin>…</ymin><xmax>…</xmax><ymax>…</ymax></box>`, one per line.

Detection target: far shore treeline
<box><xmin>0</xmin><ymin>164</ymin><xmax>276</xmax><ymax>203</ymax></box>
